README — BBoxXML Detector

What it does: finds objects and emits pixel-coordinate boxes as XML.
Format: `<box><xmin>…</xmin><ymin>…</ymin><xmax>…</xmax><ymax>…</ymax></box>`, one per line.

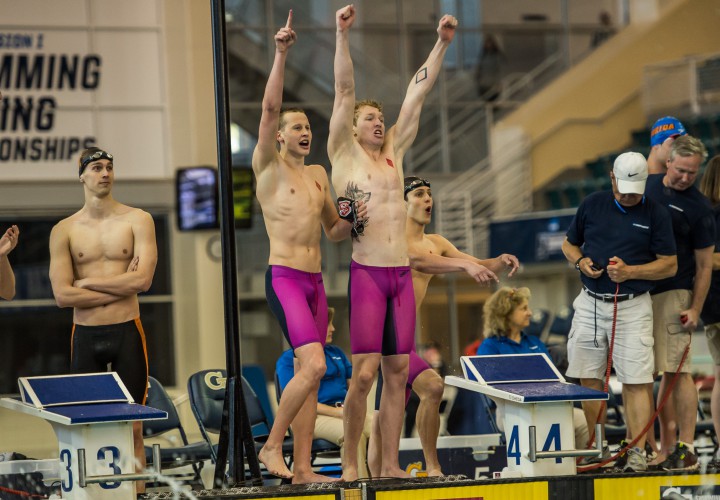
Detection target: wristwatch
<box><xmin>574</xmin><ymin>256</ymin><xmax>585</xmax><ymax>271</ymax></box>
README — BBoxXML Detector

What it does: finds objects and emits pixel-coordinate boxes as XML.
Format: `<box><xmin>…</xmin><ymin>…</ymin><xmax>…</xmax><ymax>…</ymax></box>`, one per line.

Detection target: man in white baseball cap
<box><xmin>614</xmin><ymin>151</ymin><xmax>649</xmax><ymax>195</ymax></box>
<box><xmin>561</xmin><ymin>151</ymin><xmax>678</xmax><ymax>472</ymax></box>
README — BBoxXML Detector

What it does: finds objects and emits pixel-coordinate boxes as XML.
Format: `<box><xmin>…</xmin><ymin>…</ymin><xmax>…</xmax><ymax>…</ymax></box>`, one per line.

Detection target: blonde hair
<box><xmin>327</xmin><ymin>307</ymin><xmax>335</xmax><ymax>324</ymax></box>
<box><xmin>353</xmin><ymin>99</ymin><xmax>383</xmax><ymax>126</ymax></box>
<box><xmin>669</xmin><ymin>135</ymin><xmax>708</xmax><ymax>163</ymax></box>
<box><xmin>700</xmin><ymin>155</ymin><xmax>720</xmax><ymax>206</ymax></box>
<box><xmin>279</xmin><ymin>107</ymin><xmax>307</xmax><ymax>130</ymax></box>
<box><xmin>483</xmin><ymin>287</ymin><xmax>531</xmax><ymax>337</ymax></box>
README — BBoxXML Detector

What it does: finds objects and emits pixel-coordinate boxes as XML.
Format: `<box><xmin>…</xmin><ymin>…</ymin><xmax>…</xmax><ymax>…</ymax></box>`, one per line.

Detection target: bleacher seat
<box><xmin>585</xmin><ymin>158</ymin><xmax>608</xmax><ymax>178</ymax></box>
<box><xmin>630</xmin><ymin>128</ymin><xmax>651</xmax><ymax>149</ymax></box>
<box><xmin>545</xmin><ymin>187</ymin><xmax>564</xmax><ymax>210</ymax></box>
<box><xmin>560</xmin><ymin>182</ymin><xmax>582</xmax><ymax>207</ymax></box>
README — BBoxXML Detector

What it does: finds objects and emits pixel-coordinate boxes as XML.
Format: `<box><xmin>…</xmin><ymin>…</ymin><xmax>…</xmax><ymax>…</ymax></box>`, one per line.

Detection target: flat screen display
<box><xmin>176</xmin><ymin>166</ymin><xmax>219</xmax><ymax>231</ymax></box>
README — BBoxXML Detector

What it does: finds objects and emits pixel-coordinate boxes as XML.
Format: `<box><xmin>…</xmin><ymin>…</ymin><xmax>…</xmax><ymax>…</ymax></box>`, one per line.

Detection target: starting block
<box><xmin>0</xmin><ymin>372</ymin><xmax>166</xmax><ymax>500</ymax></box>
<box><xmin>445</xmin><ymin>353</ymin><xmax>607</xmax><ymax>477</ymax></box>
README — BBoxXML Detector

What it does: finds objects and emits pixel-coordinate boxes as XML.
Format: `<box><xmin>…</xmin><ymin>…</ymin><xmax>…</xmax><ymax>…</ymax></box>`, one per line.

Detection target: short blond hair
<box><xmin>483</xmin><ymin>287</ymin><xmax>531</xmax><ymax>337</ymax></box>
<box><xmin>353</xmin><ymin>100</ymin><xmax>383</xmax><ymax>126</ymax></box>
<box><xmin>327</xmin><ymin>306</ymin><xmax>335</xmax><ymax>324</ymax></box>
<box><xmin>669</xmin><ymin>135</ymin><xmax>708</xmax><ymax>163</ymax></box>
<box><xmin>279</xmin><ymin>107</ymin><xmax>307</xmax><ymax>130</ymax></box>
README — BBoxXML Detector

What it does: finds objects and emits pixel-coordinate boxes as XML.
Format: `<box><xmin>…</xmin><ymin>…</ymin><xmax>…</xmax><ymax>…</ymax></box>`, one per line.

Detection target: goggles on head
<box><xmin>404</xmin><ymin>177</ymin><xmax>431</xmax><ymax>198</ymax></box>
<box><xmin>79</xmin><ymin>150</ymin><xmax>113</xmax><ymax>176</ymax></box>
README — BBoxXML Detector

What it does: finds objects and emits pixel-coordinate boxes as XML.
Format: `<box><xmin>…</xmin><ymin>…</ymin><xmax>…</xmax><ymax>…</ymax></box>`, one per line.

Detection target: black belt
<box><xmin>583</xmin><ymin>287</ymin><xmax>646</xmax><ymax>303</ymax></box>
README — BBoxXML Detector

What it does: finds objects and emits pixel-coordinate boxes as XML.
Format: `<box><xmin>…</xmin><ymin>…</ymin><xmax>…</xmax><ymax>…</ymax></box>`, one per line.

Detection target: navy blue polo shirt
<box><xmin>276</xmin><ymin>345</ymin><xmax>352</xmax><ymax>406</ymax></box>
<box><xmin>645</xmin><ymin>174</ymin><xmax>716</xmax><ymax>294</ymax></box>
<box><xmin>566</xmin><ymin>190</ymin><xmax>676</xmax><ymax>295</ymax></box>
<box><xmin>701</xmin><ymin>205</ymin><xmax>720</xmax><ymax>324</ymax></box>
<box><xmin>476</xmin><ymin>332</ymin><xmax>551</xmax><ymax>357</ymax></box>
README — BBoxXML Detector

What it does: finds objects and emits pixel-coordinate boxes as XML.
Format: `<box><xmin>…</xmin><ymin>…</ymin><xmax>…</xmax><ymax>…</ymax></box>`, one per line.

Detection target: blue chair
<box><xmin>187</xmin><ymin>369</ymin><xmax>294</xmax><ymax>465</ymax></box>
<box><xmin>546</xmin><ymin>306</ymin><xmax>574</xmax><ymax>345</ymax></box>
<box><xmin>525</xmin><ymin>308</ymin><xmax>551</xmax><ymax>343</ymax></box>
<box><xmin>143</xmin><ymin>376</ymin><xmax>212</xmax><ymax>489</ymax></box>
<box><xmin>242</xmin><ymin>364</ymin><xmax>274</xmax><ymax>428</ymax></box>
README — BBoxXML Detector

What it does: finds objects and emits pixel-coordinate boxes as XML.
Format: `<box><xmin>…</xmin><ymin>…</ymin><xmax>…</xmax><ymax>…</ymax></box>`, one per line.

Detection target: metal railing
<box><xmin>643</xmin><ymin>52</ymin><xmax>720</xmax><ymax>118</ymax></box>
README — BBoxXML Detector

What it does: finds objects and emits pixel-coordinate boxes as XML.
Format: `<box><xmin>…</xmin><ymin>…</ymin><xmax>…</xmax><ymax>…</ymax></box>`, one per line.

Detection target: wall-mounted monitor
<box><xmin>176</xmin><ymin>166</ymin><xmax>219</xmax><ymax>231</ymax></box>
<box><xmin>232</xmin><ymin>167</ymin><xmax>254</xmax><ymax>229</ymax></box>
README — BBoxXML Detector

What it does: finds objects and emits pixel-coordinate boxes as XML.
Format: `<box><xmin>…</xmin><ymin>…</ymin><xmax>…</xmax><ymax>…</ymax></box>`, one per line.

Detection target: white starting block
<box><xmin>445</xmin><ymin>354</ymin><xmax>607</xmax><ymax>478</ymax></box>
<box><xmin>0</xmin><ymin>372</ymin><xmax>166</xmax><ymax>500</ymax></box>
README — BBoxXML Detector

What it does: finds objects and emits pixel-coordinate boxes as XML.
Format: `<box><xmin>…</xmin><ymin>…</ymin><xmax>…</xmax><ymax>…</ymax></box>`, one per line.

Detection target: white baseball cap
<box><xmin>613</xmin><ymin>152</ymin><xmax>648</xmax><ymax>194</ymax></box>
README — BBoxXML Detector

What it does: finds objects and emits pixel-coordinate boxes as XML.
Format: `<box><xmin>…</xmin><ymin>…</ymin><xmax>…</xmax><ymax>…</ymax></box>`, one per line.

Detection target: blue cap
<box><xmin>650</xmin><ymin>116</ymin><xmax>686</xmax><ymax>147</ymax></box>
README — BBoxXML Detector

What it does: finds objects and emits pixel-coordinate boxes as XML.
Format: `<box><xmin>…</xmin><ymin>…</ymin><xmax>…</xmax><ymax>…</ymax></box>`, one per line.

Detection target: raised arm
<box><xmin>327</xmin><ymin>4</ymin><xmax>357</xmax><ymax>159</ymax></box>
<box><xmin>392</xmin><ymin>14</ymin><xmax>457</xmax><ymax>158</ymax></box>
<box><xmin>75</xmin><ymin>211</ymin><xmax>157</xmax><ymax>296</ymax></box>
<box><xmin>49</xmin><ymin>223</ymin><xmax>123</xmax><ymax>308</ymax></box>
<box><xmin>251</xmin><ymin>11</ymin><xmax>296</xmax><ymax>175</ymax></box>
<box><xmin>0</xmin><ymin>225</ymin><xmax>19</xmax><ymax>300</ymax></box>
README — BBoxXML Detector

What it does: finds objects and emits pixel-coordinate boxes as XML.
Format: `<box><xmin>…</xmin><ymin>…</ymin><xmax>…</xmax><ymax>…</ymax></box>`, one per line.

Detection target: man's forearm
<box><xmin>334</xmin><ymin>29</ymin><xmax>354</xmax><ymax>94</ymax></box>
<box><xmin>477</xmin><ymin>256</ymin><xmax>505</xmax><ymax>274</ymax></box>
<box><xmin>561</xmin><ymin>239</ymin><xmax>583</xmax><ymax>265</ymax></box>
<box><xmin>325</xmin><ymin>219</ymin><xmax>352</xmax><ymax>242</ymax></box>
<box><xmin>79</xmin><ymin>272</ymin><xmax>152</xmax><ymax>296</ymax></box>
<box><xmin>690</xmin><ymin>263</ymin><xmax>713</xmax><ymax>314</ymax></box>
<box><xmin>628</xmin><ymin>256</ymin><xmax>677</xmax><ymax>281</ymax></box>
<box><xmin>55</xmin><ymin>286</ymin><xmax>123</xmax><ymax>309</ymax></box>
<box><xmin>410</xmin><ymin>252</ymin><xmax>467</xmax><ymax>274</ymax></box>
<box><xmin>262</xmin><ymin>50</ymin><xmax>287</xmax><ymax>113</ymax></box>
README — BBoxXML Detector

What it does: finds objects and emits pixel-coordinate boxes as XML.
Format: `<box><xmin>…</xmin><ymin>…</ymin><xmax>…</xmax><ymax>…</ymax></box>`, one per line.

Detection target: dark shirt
<box><xmin>276</xmin><ymin>344</ymin><xmax>352</xmax><ymax>406</ymax></box>
<box><xmin>645</xmin><ymin>174</ymin><xmax>716</xmax><ymax>294</ymax></box>
<box><xmin>566</xmin><ymin>190</ymin><xmax>676</xmax><ymax>294</ymax></box>
<box><xmin>701</xmin><ymin>205</ymin><xmax>720</xmax><ymax>324</ymax></box>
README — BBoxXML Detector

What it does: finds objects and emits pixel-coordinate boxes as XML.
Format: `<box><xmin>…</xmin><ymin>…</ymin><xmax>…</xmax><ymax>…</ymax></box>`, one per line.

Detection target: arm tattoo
<box><xmin>415</xmin><ymin>67</ymin><xmax>428</xmax><ymax>83</ymax></box>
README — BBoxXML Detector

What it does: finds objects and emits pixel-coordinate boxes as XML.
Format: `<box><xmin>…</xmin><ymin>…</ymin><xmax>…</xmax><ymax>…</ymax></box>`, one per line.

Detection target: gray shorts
<box><xmin>566</xmin><ymin>289</ymin><xmax>654</xmax><ymax>384</ymax></box>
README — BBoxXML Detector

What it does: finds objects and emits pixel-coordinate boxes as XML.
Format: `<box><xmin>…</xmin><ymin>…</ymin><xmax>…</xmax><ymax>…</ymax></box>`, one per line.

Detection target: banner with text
<box><xmin>0</xmin><ymin>0</ymin><xmax>167</xmax><ymax>180</ymax></box>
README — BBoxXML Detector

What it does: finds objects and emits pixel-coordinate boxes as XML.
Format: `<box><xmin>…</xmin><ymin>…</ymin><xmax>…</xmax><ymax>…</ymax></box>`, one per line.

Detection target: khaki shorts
<box><xmin>652</xmin><ymin>289</ymin><xmax>693</xmax><ymax>373</ymax></box>
<box><xmin>566</xmin><ymin>289</ymin><xmax>654</xmax><ymax>384</ymax></box>
<box><xmin>706</xmin><ymin>322</ymin><xmax>720</xmax><ymax>365</ymax></box>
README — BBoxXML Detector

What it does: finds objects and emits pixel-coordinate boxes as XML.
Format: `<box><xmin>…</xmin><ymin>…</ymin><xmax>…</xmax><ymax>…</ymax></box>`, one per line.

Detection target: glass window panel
<box><xmin>0</xmin><ymin>215</ymin><xmax>174</xmax><ymax>393</ymax></box>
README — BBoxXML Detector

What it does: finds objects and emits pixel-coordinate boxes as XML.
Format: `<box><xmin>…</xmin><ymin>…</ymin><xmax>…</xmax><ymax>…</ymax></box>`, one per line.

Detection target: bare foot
<box><xmin>341</xmin><ymin>469</ymin><xmax>359</xmax><ymax>481</ymax></box>
<box><xmin>380</xmin><ymin>467</ymin><xmax>412</xmax><ymax>478</ymax></box>
<box><xmin>258</xmin><ymin>445</ymin><xmax>293</xmax><ymax>479</ymax></box>
<box><xmin>426</xmin><ymin>468</ymin><xmax>444</xmax><ymax>477</ymax></box>
<box><xmin>292</xmin><ymin>471</ymin><xmax>341</xmax><ymax>484</ymax></box>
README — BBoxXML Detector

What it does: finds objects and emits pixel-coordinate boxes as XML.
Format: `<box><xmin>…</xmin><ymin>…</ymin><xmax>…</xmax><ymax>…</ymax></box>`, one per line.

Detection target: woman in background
<box><xmin>478</xmin><ymin>287</ymin><xmax>589</xmax><ymax>448</ymax></box>
<box><xmin>699</xmin><ymin>155</ymin><xmax>720</xmax><ymax>472</ymax></box>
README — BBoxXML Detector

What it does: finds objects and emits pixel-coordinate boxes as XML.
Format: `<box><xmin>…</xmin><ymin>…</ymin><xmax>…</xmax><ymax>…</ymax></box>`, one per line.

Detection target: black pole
<box><xmin>209</xmin><ymin>0</ymin><xmax>262</xmax><ymax>486</ymax></box>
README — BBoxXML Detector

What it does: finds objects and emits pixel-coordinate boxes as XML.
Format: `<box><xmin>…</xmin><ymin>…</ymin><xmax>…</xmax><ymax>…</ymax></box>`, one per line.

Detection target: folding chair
<box><xmin>143</xmin><ymin>376</ymin><xmax>213</xmax><ymax>489</ymax></box>
<box><xmin>187</xmin><ymin>369</ymin><xmax>294</xmax><ymax>476</ymax></box>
